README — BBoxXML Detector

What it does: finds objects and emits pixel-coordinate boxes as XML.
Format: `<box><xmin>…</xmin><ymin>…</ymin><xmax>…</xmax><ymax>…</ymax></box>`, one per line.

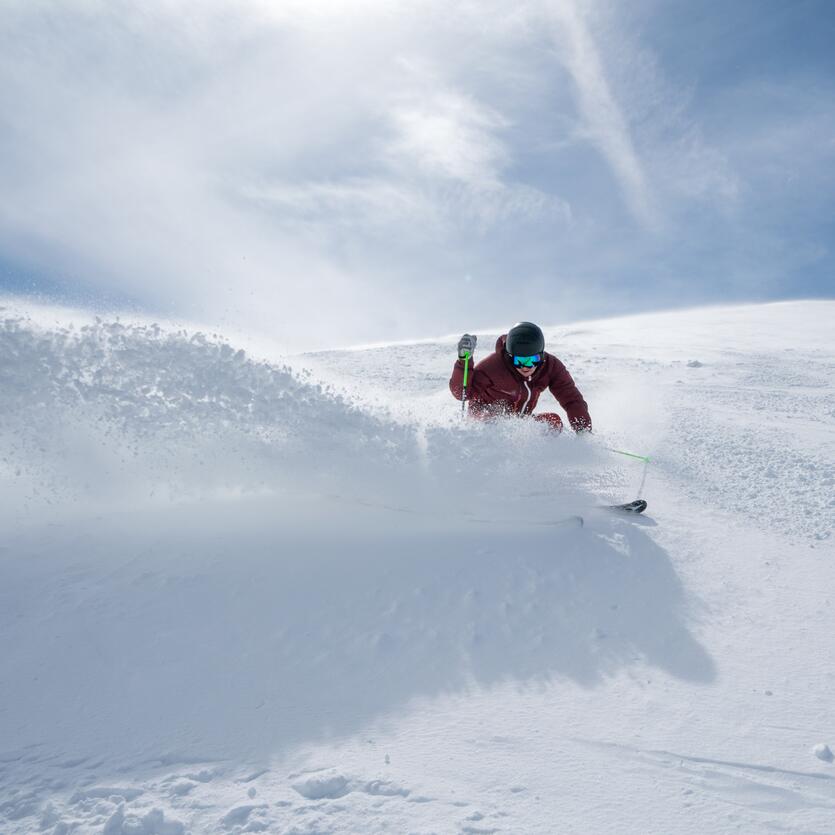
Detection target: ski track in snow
<box><xmin>664</xmin><ymin>352</ymin><xmax>834</xmax><ymax>544</ymax></box>
<box><xmin>1</xmin><ymin>299</ymin><xmax>834</xmax><ymax>834</ymax></box>
<box><xmin>575</xmin><ymin>738</ymin><xmax>835</xmax><ymax>818</ymax></box>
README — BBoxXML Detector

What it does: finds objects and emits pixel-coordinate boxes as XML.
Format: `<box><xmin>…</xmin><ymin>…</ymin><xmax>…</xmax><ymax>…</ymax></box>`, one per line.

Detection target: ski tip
<box><xmin>604</xmin><ymin>499</ymin><xmax>648</xmax><ymax>515</ymax></box>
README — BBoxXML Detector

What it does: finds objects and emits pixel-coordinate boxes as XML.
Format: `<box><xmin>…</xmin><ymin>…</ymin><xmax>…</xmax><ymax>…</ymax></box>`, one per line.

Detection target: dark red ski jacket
<box><xmin>449</xmin><ymin>335</ymin><xmax>592</xmax><ymax>431</ymax></box>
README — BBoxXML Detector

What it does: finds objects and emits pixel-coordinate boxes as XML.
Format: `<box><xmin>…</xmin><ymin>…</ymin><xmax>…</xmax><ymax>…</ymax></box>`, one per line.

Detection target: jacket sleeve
<box><xmin>449</xmin><ymin>357</ymin><xmax>493</xmax><ymax>417</ymax></box>
<box><xmin>548</xmin><ymin>359</ymin><xmax>592</xmax><ymax>431</ymax></box>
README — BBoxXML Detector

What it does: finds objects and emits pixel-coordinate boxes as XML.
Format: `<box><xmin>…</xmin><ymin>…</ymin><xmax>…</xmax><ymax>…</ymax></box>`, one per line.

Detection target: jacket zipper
<box><xmin>521</xmin><ymin>380</ymin><xmax>532</xmax><ymax>414</ymax></box>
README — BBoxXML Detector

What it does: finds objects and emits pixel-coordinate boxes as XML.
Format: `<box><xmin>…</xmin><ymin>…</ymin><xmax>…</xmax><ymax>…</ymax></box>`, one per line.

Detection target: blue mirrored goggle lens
<box><xmin>513</xmin><ymin>354</ymin><xmax>541</xmax><ymax>367</ymax></box>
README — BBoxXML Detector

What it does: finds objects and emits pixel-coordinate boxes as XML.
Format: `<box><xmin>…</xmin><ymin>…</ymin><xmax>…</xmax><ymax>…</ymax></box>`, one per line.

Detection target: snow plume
<box><xmin>0</xmin><ymin>313</ymin><xmax>400</xmax><ymax>522</ymax></box>
<box><xmin>0</xmin><ymin>308</ymin><xmax>611</xmax><ymax>532</ymax></box>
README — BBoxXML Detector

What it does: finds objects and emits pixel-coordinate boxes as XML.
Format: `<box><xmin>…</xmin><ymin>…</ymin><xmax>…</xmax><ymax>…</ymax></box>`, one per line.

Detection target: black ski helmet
<box><xmin>506</xmin><ymin>321</ymin><xmax>545</xmax><ymax>357</ymax></box>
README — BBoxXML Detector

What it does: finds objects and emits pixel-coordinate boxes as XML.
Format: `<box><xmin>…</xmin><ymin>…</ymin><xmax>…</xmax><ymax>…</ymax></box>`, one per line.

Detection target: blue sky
<box><xmin>0</xmin><ymin>0</ymin><xmax>833</xmax><ymax>347</ymax></box>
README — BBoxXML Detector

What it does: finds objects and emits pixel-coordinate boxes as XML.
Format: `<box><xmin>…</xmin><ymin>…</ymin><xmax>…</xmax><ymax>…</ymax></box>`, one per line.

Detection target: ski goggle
<box><xmin>513</xmin><ymin>354</ymin><xmax>542</xmax><ymax>367</ymax></box>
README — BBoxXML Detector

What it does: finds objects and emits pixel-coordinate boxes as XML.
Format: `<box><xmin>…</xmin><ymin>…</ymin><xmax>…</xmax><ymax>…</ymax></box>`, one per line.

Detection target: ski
<box><xmin>605</xmin><ymin>499</ymin><xmax>647</xmax><ymax>514</ymax></box>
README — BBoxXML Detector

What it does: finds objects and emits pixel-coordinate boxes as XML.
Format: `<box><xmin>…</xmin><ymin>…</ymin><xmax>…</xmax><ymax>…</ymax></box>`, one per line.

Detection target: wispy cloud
<box><xmin>548</xmin><ymin>0</ymin><xmax>656</xmax><ymax>228</ymax></box>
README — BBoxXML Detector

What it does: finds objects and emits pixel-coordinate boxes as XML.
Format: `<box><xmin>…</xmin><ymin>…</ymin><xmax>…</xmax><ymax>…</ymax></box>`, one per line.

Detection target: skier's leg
<box><xmin>533</xmin><ymin>412</ymin><xmax>563</xmax><ymax>432</ymax></box>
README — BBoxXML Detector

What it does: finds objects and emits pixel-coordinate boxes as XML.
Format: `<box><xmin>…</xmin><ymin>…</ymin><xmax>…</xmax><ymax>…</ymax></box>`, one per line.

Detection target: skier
<box><xmin>449</xmin><ymin>321</ymin><xmax>591</xmax><ymax>433</ymax></box>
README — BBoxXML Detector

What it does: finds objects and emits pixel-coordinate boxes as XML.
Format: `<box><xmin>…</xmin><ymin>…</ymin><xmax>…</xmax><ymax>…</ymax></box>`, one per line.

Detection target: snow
<box><xmin>1</xmin><ymin>298</ymin><xmax>834</xmax><ymax>834</ymax></box>
<box><xmin>814</xmin><ymin>744</ymin><xmax>834</xmax><ymax>764</ymax></box>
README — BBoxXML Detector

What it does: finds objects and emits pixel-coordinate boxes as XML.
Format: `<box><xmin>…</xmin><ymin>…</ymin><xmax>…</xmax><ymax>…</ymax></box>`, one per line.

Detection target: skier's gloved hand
<box><xmin>457</xmin><ymin>334</ymin><xmax>477</xmax><ymax>359</ymax></box>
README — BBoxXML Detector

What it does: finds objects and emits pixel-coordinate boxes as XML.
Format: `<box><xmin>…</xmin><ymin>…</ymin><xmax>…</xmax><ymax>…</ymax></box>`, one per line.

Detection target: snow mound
<box><xmin>813</xmin><ymin>744</ymin><xmax>834</xmax><ymax>763</ymax></box>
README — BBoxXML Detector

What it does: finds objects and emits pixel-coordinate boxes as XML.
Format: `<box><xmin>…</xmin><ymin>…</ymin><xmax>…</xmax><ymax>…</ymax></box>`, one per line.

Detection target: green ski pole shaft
<box><xmin>460</xmin><ymin>351</ymin><xmax>471</xmax><ymax>416</ymax></box>
<box><xmin>603</xmin><ymin>447</ymin><xmax>651</xmax><ymax>499</ymax></box>
<box><xmin>603</xmin><ymin>447</ymin><xmax>651</xmax><ymax>463</ymax></box>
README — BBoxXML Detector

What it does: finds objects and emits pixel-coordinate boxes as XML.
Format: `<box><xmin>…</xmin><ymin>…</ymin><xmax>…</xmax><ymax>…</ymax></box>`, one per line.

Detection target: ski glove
<box><xmin>457</xmin><ymin>333</ymin><xmax>477</xmax><ymax>359</ymax></box>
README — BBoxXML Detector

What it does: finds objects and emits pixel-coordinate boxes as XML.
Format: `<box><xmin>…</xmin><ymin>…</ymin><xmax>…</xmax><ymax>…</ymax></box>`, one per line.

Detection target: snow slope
<box><xmin>1</xmin><ymin>299</ymin><xmax>834</xmax><ymax>834</ymax></box>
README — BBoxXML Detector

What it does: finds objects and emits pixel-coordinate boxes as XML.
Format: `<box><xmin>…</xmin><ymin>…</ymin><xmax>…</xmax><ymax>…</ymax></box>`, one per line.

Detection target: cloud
<box><xmin>389</xmin><ymin>86</ymin><xmax>509</xmax><ymax>190</ymax></box>
<box><xmin>548</xmin><ymin>0</ymin><xmax>657</xmax><ymax>228</ymax></box>
<box><xmin>0</xmin><ymin>0</ymin><xmax>832</xmax><ymax>347</ymax></box>
<box><xmin>0</xmin><ymin>1</ymin><xmax>570</xmax><ymax>344</ymax></box>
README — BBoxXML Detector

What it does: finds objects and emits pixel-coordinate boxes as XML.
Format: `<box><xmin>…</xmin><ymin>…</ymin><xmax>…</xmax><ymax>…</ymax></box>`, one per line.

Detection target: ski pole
<box><xmin>603</xmin><ymin>447</ymin><xmax>651</xmax><ymax>463</ymax></box>
<box><xmin>603</xmin><ymin>447</ymin><xmax>651</xmax><ymax>499</ymax></box>
<box><xmin>460</xmin><ymin>351</ymin><xmax>471</xmax><ymax>417</ymax></box>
